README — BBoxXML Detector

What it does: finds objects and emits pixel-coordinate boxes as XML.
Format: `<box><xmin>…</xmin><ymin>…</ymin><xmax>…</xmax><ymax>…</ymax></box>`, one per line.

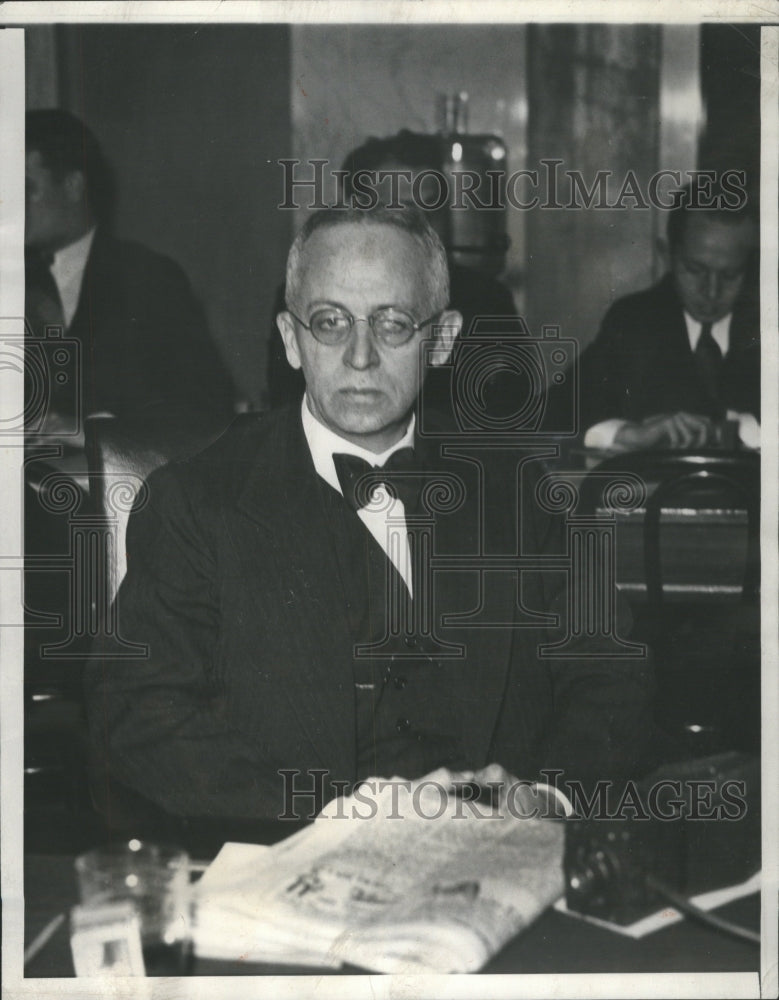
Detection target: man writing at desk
<box><xmin>579</xmin><ymin>184</ymin><xmax>759</xmax><ymax>452</ymax></box>
<box><xmin>86</xmin><ymin>207</ymin><xmax>658</xmax><ymax>826</ymax></box>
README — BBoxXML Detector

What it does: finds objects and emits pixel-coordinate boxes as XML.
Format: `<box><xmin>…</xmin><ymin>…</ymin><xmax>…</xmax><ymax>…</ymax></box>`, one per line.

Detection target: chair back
<box><xmin>82</xmin><ymin>413</ymin><xmax>242</xmax><ymax>834</ymax></box>
<box><xmin>580</xmin><ymin>449</ymin><xmax>760</xmax><ymax>608</ymax></box>
<box><xmin>642</xmin><ymin>455</ymin><xmax>759</xmax><ymax>607</ymax></box>
<box><xmin>579</xmin><ymin>449</ymin><xmax>760</xmax><ymax>757</ymax></box>
<box><xmin>84</xmin><ymin>417</ymin><xmax>172</xmax><ymax>606</ymax></box>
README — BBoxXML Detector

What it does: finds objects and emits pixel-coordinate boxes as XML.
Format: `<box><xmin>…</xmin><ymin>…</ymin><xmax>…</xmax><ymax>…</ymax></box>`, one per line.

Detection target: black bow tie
<box><xmin>333</xmin><ymin>448</ymin><xmax>421</xmax><ymax>512</ymax></box>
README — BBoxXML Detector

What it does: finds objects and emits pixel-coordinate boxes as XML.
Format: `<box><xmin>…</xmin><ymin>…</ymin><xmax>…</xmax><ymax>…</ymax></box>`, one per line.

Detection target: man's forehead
<box><xmin>296</xmin><ymin>222</ymin><xmax>427</xmax><ymax>296</ymax></box>
<box><xmin>680</xmin><ymin>214</ymin><xmax>755</xmax><ymax>258</ymax></box>
<box><xmin>303</xmin><ymin>220</ymin><xmax>418</xmax><ymax>256</ymax></box>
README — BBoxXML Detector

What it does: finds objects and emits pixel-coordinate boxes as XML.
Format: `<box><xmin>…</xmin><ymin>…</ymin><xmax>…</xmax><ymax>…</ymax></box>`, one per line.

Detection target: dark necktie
<box><xmin>333</xmin><ymin>447</ymin><xmax>421</xmax><ymax>513</ymax></box>
<box><xmin>694</xmin><ymin>323</ymin><xmax>724</xmax><ymax>411</ymax></box>
<box><xmin>26</xmin><ymin>252</ymin><xmax>66</xmax><ymax>337</ymax></box>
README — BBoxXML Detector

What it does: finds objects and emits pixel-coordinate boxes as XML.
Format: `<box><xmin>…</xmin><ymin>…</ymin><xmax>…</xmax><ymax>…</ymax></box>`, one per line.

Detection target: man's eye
<box><xmin>315</xmin><ymin>313</ymin><xmax>349</xmax><ymax>331</ymax></box>
<box><xmin>375</xmin><ymin>312</ymin><xmax>413</xmax><ymax>337</ymax></box>
<box><xmin>683</xmin><ymin>261</ymin><xmax>743</xmax><ymax>283</ymax></box>
<box><xmin>376</xmin><ymin>319</ymin><xmax>409</xmax><ymax>335</ymax></box>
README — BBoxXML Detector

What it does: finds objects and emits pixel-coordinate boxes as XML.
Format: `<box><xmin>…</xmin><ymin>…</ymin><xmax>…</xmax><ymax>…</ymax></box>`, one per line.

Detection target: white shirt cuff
<box><xmin>583</xmin><ymin>418</ymin><xmax>628</xmax><ymax>450</ymax></box>
<box><xmin>533</xmin><ymin>782</ymin><xmax>574</xmax><ymax>818</ymax></box>
<box><xmin>727</xmin><ymin>411</ymin><xmax>761</xmax><ymax>450</ymax></box>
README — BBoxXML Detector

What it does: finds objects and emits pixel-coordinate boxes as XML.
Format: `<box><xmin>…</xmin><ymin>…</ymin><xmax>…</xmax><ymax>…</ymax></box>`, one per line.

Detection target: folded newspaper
<box><xmin>193</xmin><ymin>774</ymin><xmax>565</xmax><ymax>973</ymax></box>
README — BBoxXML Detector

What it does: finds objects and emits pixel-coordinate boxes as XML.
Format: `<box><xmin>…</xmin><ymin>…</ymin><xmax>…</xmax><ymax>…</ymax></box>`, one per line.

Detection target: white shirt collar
<box><xmin>684</xmin><ymin>311</ymin><xmax>731</xmax><ymax>357</ymax></box>
<box><xmin>300</xmin><ymin>395</ymin><xmax>416</xmax><ymax>497</ymax></box>
<box><xmin>50</xmin><ymin>227</ymin><xmax>96</xmax><ymax>326</ymax></box>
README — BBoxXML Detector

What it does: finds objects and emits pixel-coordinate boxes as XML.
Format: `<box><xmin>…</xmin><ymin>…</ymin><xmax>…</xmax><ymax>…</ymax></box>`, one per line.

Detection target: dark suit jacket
<box><xmin>85</xmin><ymin>404</ymin><xmax>659</xmax><ymax>822</ymax></box>
<box><xmin>67</xmin><ymin>230</ymin><xmax>234</xmax><ymax>424</ymax></box>
<box><xmin>579</xmin><ymin>274</ymin><xmax>760</xmax><ymax>431</ymax></box>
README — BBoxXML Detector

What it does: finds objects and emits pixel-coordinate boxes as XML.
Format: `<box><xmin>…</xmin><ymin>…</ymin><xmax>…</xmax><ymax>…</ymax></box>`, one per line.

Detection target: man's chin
<box><xmin>331</xmin><ymin>412</ymin><xmax>392</xmax><ymax>436</ymax></box>
<box><xmin>324</xmin><ymin>401</ymin><xmax>412</xmax><ymax>443</ymax></box>
<box><xmin>687</xmin><ymin>305</ymin><xmax>730</xmax><ymax>324</ymax></box>
<box><xmin>331</xmin><ymin>392</ymin><xmax>389</xmax><ymax>423</ymax></box>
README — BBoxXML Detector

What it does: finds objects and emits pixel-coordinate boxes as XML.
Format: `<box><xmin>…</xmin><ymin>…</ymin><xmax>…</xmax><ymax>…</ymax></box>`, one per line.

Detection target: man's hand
<box><xmin>422</xmin><ymin>764</ymin><xmax>571</xmax><ymax>818</ymax></box>
<box><xmin>347</xmin><ymin>766</ymin><xmax>571</xmax><ymax>819</ymax></box>
<box><xmin>613</xmin><ymin>412</ymin><xmax>714</xmax><ymax>452</ymax></box>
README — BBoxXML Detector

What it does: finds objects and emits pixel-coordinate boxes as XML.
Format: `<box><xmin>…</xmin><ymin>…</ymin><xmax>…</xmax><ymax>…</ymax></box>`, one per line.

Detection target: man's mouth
<box><xmin>694</xmin><ymin>303</ymin><xmax>724</xmax><ymax>320</ymax></box>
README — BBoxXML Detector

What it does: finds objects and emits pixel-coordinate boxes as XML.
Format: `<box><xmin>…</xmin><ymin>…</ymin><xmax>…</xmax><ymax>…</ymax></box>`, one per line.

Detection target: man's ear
<box><xmin>428</xmin><ymin>309</ymin><xmax>462</xmax><ymax>368</ymax></box>
<box><xmin>63</xmin><ymin>170</ymin><xmax>86</xmax><ymax>205</ymax></box>
<box><xmin>277</xmin><ymin>311</ymin><xmax>303</xmax><ymax>371</ymax></box>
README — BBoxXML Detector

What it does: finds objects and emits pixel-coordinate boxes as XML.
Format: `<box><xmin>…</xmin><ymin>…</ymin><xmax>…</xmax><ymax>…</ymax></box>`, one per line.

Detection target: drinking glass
<box><xmin>74</xmin><ymin>840</ymin><xmax>192</xmax><ymax>975</ymax></box>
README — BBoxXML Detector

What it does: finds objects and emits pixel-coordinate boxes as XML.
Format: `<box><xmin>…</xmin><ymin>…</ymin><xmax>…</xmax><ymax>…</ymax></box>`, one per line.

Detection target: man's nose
<box><xmin>705</xmin><ymin>270</ymin><xmax>723</xmax><ymax>300</ymax></box>
<box><xmin>343</xmin><ymin>320</ymin><xmax>379</xmax><ymax>370</ymax></box>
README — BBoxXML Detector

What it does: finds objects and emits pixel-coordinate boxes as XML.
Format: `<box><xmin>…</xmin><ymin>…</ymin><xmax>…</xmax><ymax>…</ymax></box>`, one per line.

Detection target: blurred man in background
<box><xmin>25</xmin><ymin>108</ymin><xmax>234</xmax><ymax>437</ymax></box>
<box><xmin>23</xmin><ymin>112</ymin><xmax>236</xmax><ymax>788</ymax></box>
<box><xmin>578</xmin><ymin>184</ymin><xmax>758</xmax><ymax>452</ymax></box>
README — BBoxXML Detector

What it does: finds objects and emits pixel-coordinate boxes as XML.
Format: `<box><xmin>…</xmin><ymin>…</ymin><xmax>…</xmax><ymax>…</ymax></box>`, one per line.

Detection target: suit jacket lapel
<box><xmin>69</xmin><ymin>228</ymin><xmax>108</xmax><ymax>340</ymax></box>
<box><xmin>232</xmin><ymin>410</ymin><xmax>514</xmax><ymax>777</ymax></box>
<box><xmin>415</xmin><ymin>433</ymin><xmax>513</xmax><ymax>767</ymax></box>
<box><xmin>730</xmin><ymin>292</ymin><xmax>760</xmax><ymax>355</ymax></box>
<box><xmin>235</xmin><ymin>407</ymin><xmax>357</xmax><ymax>779</ymax></box>
<box><xmin>659</xmin><ymin>276</ymin><xmax>696</xmax><ymax>365</ymax></box>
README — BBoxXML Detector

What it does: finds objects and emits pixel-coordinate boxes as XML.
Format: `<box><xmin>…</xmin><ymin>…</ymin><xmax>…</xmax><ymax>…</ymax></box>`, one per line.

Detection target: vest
<box><xmin>319</xmin><ymin>480</ymin><xmax>467</xmax><ymax>782</ymax></box>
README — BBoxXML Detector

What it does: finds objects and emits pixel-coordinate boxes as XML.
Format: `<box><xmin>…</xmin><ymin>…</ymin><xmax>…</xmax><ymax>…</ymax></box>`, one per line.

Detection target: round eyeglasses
<box><xmin>288</xmin><ymin>305</ymin><xmax>441</xmax><ymax>348</ymax></box>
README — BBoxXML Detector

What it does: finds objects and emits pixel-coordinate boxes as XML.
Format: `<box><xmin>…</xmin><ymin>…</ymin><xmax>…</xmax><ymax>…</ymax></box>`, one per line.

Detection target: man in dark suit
<box><xmin>23</xmin><ymin>112</ymin><xmax>235</xmax><ymax>783</ymax></box>
<box><xmin>86</xmin><ymin>207</ymin><xmax>658</xmax><ymax>826</ymax></box>
<box><xmin>25</xmin><ymin>109</ymin><xmax>233</xmax><ymax>436</ymax></box>
<box><xmin>578</xmin><ymin>189</ymin><xmax>759</xmax><ymax>451</ymax></box>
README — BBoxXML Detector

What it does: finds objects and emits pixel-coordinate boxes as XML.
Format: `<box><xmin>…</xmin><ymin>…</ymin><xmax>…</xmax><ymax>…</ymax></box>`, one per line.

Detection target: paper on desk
<box><xmin>192</xmin><ymin>778</ymin><xmax>566</xmax><ymax>973</ymax></box>
<box><xmin>554</xmin><ymin>869</ymin><xmax>761</xmax><ymax>938</ymax></box>
<box><xmin>192</xmin><ymin>836</ymin><xmax>343</xmax><ymax>967</ymax></box>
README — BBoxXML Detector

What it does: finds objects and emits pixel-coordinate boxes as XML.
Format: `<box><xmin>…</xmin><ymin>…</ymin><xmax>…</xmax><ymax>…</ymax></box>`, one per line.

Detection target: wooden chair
<box><xmin>84</xmin><ymin>416</ymin><xmax>173</xmax><ymax>607</ymax></box>
<box><xmin>580</xmin><ymin>449</ymin><xmax>760</xmax><ymax>756</ymax></box>
<box><xmin>85</xmin><ymin>411</ymin><xmax>236</xmax><ymax>600</ymax></box>
<box><xmin>581</xmin><ymin>449</ymin><xmax>759</xmax><ymax>605</ymax></box>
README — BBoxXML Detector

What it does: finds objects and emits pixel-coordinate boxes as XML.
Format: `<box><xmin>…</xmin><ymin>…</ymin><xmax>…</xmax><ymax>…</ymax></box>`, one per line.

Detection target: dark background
<box><xmin>24</xmin><ymin>21</ymin><xmax>761</xmax><ymax>408</ymax></box>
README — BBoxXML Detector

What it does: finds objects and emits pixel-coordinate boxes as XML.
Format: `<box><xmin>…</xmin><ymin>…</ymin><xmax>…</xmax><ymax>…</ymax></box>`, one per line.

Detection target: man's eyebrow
<box><xmin>305</xmin><ymin>300</ymin><xmax>417</xmax><ymax>313</ymax></box>
<box><xmin>681</xmin><ymin>257</ymin><xmax>745</xmax><ymax>273</ymax></box>
<box><xmin>306</xmin><ymin>299</ymin><xmax>350</xmax><ymax>311</ymax></box>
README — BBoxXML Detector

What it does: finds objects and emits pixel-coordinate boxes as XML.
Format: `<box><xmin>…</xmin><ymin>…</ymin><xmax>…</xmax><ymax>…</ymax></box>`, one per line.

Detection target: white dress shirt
<box><xmin>301</xmin><ymin>397</ymin><xmax>415</xmax><ymax>596</ymax></box>
<box><xmin>583</xmin><ymin>311</ymin><xmax>760</xmax><ymax>450</ymax></box>
<box><xmin>50</xmin><ymin>227</ymin><xmax>96</xmax><ymax>327</ymax></box>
